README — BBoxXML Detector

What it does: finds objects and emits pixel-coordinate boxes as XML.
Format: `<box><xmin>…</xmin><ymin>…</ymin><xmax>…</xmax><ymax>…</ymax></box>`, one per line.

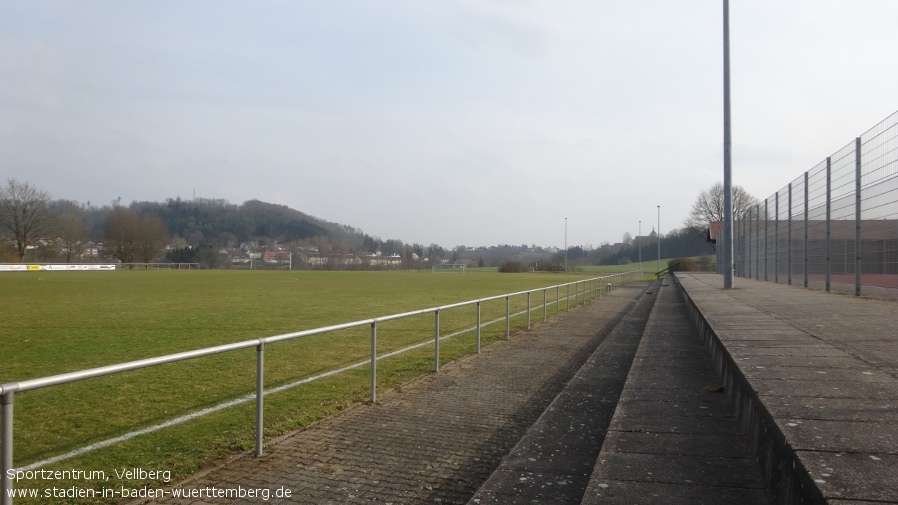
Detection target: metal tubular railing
<box><xmin>0</xmin><ymin>271</ymin><xmax>641</xmax><ymax>504</ymax></box>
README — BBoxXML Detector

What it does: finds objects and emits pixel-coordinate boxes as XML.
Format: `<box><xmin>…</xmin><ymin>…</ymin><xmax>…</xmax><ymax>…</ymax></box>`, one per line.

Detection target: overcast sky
<box><xmin>2</xmin><ymin>1</ymin><xmax>897</xmax><ymax>249</ymax></box>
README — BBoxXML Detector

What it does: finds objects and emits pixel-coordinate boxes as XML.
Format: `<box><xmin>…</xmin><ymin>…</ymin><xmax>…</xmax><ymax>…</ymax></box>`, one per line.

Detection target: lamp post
<box><xmin>564</xmin><ymin>217</ymin><xmax>568</xmax><ymax>272</ymax></box>
<box><xmin>722</xmin><ymin>0</ymin><xmax>734</xmax><ymax>288</ymax></box>
<box><xmin>657</xmin><ymin>206</ymin><xmax>661</xmax><ymax>275</ymax></box>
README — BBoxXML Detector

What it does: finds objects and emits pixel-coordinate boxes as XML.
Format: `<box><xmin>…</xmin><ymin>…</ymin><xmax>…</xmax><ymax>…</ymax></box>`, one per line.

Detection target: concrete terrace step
<box><xmin>467</xmin><ymin>280</ymin><xmax>659</xmax><ymax>504</ymax></box>
<box><xmin>581</xmin><ymin>279</ymin><xmax>772</xmax><ymax>505</ymax></box>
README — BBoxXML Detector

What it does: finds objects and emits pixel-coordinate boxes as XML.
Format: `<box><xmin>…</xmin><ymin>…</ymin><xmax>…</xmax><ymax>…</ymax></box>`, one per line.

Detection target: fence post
<box><xmin>1</xmin><ymin>390</ymin><xmax>13</xmax><ymax>505</ymax></box>
<box><xmin>742</xmin><ymin>211</ymin><xmax>748</xmax><ymax>277</ymax></box>
<box><xmin>543</xmin><ymin>289</ymin><xmax>547</xmax><ymax>322</ymax></box>
<box><xmin>742</xmin><ymin>203</ymin><xmax>752</xmax><ymax>279</ymax></box>
<box><xmin>826</xmin><ymin>156</ymin><xmax>832</xmax><ymax>292</ymax></box>
<box><xmin>804</xmin><ymin>171</ymin><xmax>809</xmax><ymax>288</ymax></box>
<box><xmin>773</xmin><ymin>191</ymin><xmax>780</xmax><ymax>284</ymax></box>
<box><xmin>788</xmin><ymin>182</ymin><xmax>793</xmax><ymax>285</ymax></box>
<box><xmin>855</xmin><ymin>137</ymin><xmax>862</xmax><ymax>297</ymax></box>
<box><xmin>756</xmin><ymin>204</ymin><xmax>761</xmax><ymax>280</ymax></box>
<box><xmin>255</xmin><ymin>342</ymin><xmax>264</xmax><ymax>457</ymax></box>
<box><xmin>732</xmin><ymin>216</ymin><xmax>738</xmax><ymax>276</ymax></box>
<box><xmin>764</xmin><ymin>198</ymin><xmax>769</xmax><ymax>282</ymax></box>
<box><xmin>434</xmin><ymin>310</ymin><xmax>440</xmax><ymax>372</ymax></box>
<box><xmin>555</xmin><ymin>286</ymin><xmax>559</xmax><ymax>316</ymax></box>
<box><xmin>566</xmin><ymin>285</ymin><xmax>570</xmax><ymax>312</ymax></box>
<box><xmin>370</xmin><ymin>321</ymin><xmax>377</xmax><ymax>403</ymax></box>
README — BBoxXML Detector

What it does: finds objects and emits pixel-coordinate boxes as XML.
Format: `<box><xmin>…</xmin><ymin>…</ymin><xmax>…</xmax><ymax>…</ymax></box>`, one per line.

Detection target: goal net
<box><xmin>431</xmin><ymin>263</ymin><xmax>466</xmax><ymax>274</ymax></box>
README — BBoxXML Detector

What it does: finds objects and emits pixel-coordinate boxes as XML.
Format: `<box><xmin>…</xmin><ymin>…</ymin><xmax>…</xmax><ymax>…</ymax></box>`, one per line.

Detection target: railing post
<box><xmin>555</xmin><ymin>286</ymin><xmax>559</xmax><ymax>316</ymax></box>
<box><xmin>566</xmin><ymin>285</ymin><xmax>570</xmax><ymax>312</ymax></box>
<box><xmin>370</xmin><ymin>321</ymin><xmax>377</xmax><ymax>403</ymax></box>
<box><xmin>255</xmin><ymin>342</ymin><xmax>264</xmax><ymax>457</ymax></box>
<box><xmin>542</xmin><ymin>289</ymin><xmax>547</xmax><ymax>322</ymax></box>
<box><xmin>527</xmin><ymin>292</ymin><xmax>531</xmax><ymax>330</ymax></box>
<box><xmin>505</xmin><ymin>296</ymin><xmax>510</xmax><ymax>340</ymax></box>
<box><xmin>434</xmin><ymin>310</ymin><xmax>440</xmax><ymax>372</ymax></box>
<box><xmin>476</xmin><ymin>301</ymin><xmax>482</xmax><ymax>353</ymax></box>
<box><xmin>1</xmin><ymin>390</ymin><xmax>13</xmax><ymax>505</ymax></box>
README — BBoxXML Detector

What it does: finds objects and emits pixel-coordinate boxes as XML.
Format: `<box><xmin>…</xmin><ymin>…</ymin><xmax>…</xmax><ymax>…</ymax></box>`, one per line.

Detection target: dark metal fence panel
<box><xmin>733</xmin><ymin>110</ymin><xmax>898</xmax><ymax>299</ymax></box>
<box><xmin>776</xmin><ymin>186</ymin><xmax>790</xmax><ymax>283</ymax></box>
<box><xmin>806</xmin><ymin>160</ymin><xmax>831</xmax><ymax>291</ymax></box>
<box><xmin>789</xmin><ymin>173</ymin><xmax>807</xmax><ymax>286</ymax></box>
<box><xmin>859</xmin><ymin>113</ymin><xmax>898</xmax><ymax>297</ymax></box>
<box><xmin>826</xmin><ymin>140</ymin><xmax>859</xmax><ymax>294</ymax></box>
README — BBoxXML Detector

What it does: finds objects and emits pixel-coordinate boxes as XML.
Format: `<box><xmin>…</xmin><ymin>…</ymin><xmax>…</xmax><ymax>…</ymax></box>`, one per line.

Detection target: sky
<box><xmin>2</xmin><ymin>1</ymin><xmax>897</xmax><ymax>249</ymax></box>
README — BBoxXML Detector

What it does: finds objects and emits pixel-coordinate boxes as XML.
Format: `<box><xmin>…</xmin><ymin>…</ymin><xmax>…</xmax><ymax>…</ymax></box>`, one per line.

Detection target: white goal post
<box><xmin>431</xmin><ymin>263</ymin><xmax>466</xmax><ymax>274</ymax></box>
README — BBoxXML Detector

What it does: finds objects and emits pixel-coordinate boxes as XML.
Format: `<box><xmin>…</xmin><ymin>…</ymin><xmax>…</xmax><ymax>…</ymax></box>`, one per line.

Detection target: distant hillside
<box><xmin>129</xmin><ymin>198</ymin><xmax>326</xmax><ymax>244</ymax></box>
<box><xmin>125</xmin><ymin>197</ymin><xmax>380</xmax><ymax>249</ymax></box>
<box><xmin>48</xmin><ymin>197</ymin><xmax>362</xmax><ymax>250</ymax></box>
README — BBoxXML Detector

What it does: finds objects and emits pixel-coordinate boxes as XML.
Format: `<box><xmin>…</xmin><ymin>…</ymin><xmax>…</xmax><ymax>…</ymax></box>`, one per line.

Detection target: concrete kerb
<box><xmin>671</xmin><ymin>273</ymin><xmax>825</xmax><ymax>505</ymax></box>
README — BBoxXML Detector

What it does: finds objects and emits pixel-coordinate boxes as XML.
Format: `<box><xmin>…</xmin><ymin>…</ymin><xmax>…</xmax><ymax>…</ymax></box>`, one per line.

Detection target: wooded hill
<box><xmin>133</xmin><ymin>198</ymin><xmax>332</xmax><ymax>246</ymax></box>
<box><xmin>41</xmin><ymin>196</ymin><xmax>713</xmax><ymax>268</ymax></box>
<box><xmin>54</xmin><ymin>197</ymin><xmax>423</xmax><ymax>257</ymax></box>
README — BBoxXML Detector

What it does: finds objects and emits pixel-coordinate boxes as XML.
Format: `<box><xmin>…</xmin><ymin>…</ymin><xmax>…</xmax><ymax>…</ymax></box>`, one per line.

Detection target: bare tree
<box><xmin>0</xmin><ymin>179</ymin><xmax>53</xmax><ymax>261</ymax></box>
<box><xmin>56</xmin><ymin>207</ymin><xmax>91</xmax><ymax>262</ymax></box>
<box><xmin>104</xmin><ymin>207</ymin><xmax>140</xmax><ymax>263</ymax></box>
<box><xmin>136</xmin><ymin>213</ymin><xmax>169</xmax><ymax>262</ymax></box>
<box><xmin>104</xmin><ymin>207</ymin><xmax>169</xmax><ymax>264</ymax></box>
<box><xmin>684</xmin><ymin>182</ymin><xmax>759</xmax><ymax>233</ymax></box>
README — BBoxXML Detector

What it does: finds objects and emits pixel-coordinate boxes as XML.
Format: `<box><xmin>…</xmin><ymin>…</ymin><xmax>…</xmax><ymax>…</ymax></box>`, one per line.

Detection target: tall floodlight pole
<box><xmin>564</xmin><ymin>217</ymin><xmax>568</xmax><ymax>272</ymax></box>
<box><xmin>722</xmin><ymin>0</ymin><xmax>734</xmax><ymax>288</ymax></box>
<box><xmin>657</xmin><ymin>206</ymin><xmax>661</xmax><ymax>274</ymax></box>
<box><xmin>638</xmin><ymin>220</ymin><xmax>642</xmax><ymax>270</ymax></box>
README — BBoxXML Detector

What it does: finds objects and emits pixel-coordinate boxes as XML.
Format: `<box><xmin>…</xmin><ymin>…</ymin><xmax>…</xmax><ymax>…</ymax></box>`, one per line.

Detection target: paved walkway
<box><xmin>134</xmin><ymin>284</ymin><xmax>649</xmax><ymax>505</ymax></box>
<box><xmin>675</xmin><ymin>273</ymin><xmax>898</xmax><ymax>504</ymax></box>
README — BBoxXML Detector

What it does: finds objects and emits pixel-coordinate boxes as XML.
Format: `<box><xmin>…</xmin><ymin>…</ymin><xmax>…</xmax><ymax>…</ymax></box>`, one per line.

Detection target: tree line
<box><xmin>0</xmin><ymin>179</ymin><xmax>449</xmax><ymax>267</ymax></box>
<box><xmin>1</xmin><ymin>178</ymin><xmax>753</xmax><ymax>269</ymax></box>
